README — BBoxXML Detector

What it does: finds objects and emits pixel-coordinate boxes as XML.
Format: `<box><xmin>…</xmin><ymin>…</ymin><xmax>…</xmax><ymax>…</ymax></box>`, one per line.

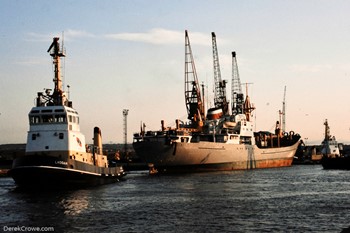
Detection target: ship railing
<box><xmin>70</xmin><ymin>159</ymin><xmax>123</xmax><ymax>175</ymax></box>
<box><xmin>254</xmin><ymin>131</ymin><xmax>301</xmax><ymax>148</ymax></box>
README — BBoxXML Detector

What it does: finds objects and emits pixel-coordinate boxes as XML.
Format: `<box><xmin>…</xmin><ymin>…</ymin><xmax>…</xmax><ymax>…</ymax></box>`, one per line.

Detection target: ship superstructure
<box><xmin>321</xmin><ymin>119</ymin><xmax>340</xmax><ymax>157</ymax></box>
<box><xmin>9</xmin><ymin>37</ymin><xmax>125</xmax><ymax>187</ymax></box>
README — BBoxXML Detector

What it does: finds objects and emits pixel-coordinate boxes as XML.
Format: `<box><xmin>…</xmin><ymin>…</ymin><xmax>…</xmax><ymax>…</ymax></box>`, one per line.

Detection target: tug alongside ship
<box><xmin>133</xmin><ymin>31</ymin><xmax>301</xmax><ymax>174</ymax></box>
<box><xmin>8</xmin><ymin>37</ymin><xmax>125</xmax><ymax>187</ymax></box>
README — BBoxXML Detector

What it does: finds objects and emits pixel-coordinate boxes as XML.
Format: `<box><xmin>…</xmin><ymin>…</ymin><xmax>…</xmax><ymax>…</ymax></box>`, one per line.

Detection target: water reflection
<box><xmin>0</xmin><ymin>180</ymin><xmax>96</xmax><ymax>231</ymax></box>
<box><xmin>59</xmin><ymin>190</ymin><xmax>90</xmax><ymax>216</ymax></box>
<box><xmin>2</xmin><ymin>167</ymin><xmax>350</xmax><ymax>232</ymax></box>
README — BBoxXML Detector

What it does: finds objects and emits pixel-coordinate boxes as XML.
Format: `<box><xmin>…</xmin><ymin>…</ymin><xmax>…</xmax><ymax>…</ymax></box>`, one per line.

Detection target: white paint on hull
<box><xmin>133</xmin><ymin>140</ymin><xmax>299</xmax><ymax>170</ymax></box>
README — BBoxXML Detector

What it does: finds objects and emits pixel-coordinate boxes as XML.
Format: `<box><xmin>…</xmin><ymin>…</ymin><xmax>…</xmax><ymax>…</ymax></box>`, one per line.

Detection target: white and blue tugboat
<box><xmin>8</xmin><ymin>37</ymin><xmax>125</xmax><ymax>187</ymax></box>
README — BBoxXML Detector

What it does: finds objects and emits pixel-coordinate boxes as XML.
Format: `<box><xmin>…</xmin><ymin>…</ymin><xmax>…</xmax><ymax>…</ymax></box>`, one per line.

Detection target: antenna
<box><xmin>67</xmin><ymin>85</ymin><xmax>70</xmax><ymax>100</ymax></box>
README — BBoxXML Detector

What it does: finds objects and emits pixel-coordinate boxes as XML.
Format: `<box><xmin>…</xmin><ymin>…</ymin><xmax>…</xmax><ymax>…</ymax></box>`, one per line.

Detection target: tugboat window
<box><xmin>42</xmin><ymin>115</ymin><xmax>54</xmax><ymax>123</ymax></box>
<box><xmin>59</xmin><ymin>133</ymin><xmax>64</xmax><ymax>139</ymax></box>
<box><xmin>32</xmin><ymin>134</ymin><xmax>36</xmax><ymax>140</ymax></box>
<box><xmin>55</xmin><ymin>115</ymin><xmax>66</xmax><ymax>123</ymax></box>
<box><xmin>29</xmin><ymin>116</ymin><xmax>41</xmax><ymax>124</ymax></box>
<box><xmin>54</xmin><ymin>109</ymin><xmax>64</xmax><ymax>112</ymax></box>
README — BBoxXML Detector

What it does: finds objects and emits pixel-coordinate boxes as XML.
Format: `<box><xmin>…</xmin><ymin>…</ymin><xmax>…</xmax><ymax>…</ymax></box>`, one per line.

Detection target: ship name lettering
<box><xmin>55</xmin><ymin>161</ymin><xmax>67</xmax><ymax>165</ymax></box>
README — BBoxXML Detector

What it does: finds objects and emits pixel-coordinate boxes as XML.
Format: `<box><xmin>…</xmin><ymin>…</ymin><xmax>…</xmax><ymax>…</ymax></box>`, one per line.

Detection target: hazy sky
<box><xmin>1</xmin><ymin>0</ymin><xmax>350</xmax><ymax>145</ymax></box>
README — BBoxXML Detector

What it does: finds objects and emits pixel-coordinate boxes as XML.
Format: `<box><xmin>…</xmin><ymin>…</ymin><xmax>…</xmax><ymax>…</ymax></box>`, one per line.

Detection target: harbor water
<box><xmin>1</xmin><ymin>165</ymin><xmax>350</xmax><ymax>232</ymax></box>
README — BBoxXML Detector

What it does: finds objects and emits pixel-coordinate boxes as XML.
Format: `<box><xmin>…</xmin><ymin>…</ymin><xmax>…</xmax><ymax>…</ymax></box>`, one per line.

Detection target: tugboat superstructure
<box><xmin>320</xmin><ymin>119</ymin><xmax>350</xmax><ymax>170</ymax></box>
<box><xmin>9</xmin><ymin>37</ymin><xmax>125</xmax><ymax>187</ymax></box>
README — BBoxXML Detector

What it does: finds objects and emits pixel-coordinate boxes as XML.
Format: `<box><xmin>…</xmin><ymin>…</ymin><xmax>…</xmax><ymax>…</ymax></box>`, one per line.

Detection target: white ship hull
<box><xmin>133</xmin><ymin>139</ymin><xmax>299</xmax><ymax>173</ymax></box>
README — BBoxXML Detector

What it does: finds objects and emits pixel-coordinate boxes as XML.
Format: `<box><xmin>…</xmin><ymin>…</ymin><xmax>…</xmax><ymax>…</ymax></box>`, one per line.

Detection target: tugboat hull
<box><xmin>321</xmin><ymin>157</ymin><xmax>350</xmax><ymax>170</ymax></box>
<box><xmin>9</xmin><ymin>166</ymin><xmax>122</xmax><ymax>188</ymax></box>
<box><xmin>8</xmin><ymin>155</ymin><xmax>125</xmax><ymax>188</ymax></box>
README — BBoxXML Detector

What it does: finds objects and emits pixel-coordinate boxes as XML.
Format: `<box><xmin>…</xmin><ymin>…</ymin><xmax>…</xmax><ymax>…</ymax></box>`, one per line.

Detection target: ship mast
<box><xmin>278</xmin><ymin>86</ymin><xmax>287</xmax><ymax>132</ymax></box>
<box><xmin>324</xmin><ymin>119</ymin><xmax>330</xmax><ymax>141</ymax></box>
<box><xmin>231</xmin><ymin>51</ymin><xmax>244</xmax><ymax>117</ymax></box>
<box><xmin>242</xmin><ymin>83</ymin><xmax>255</xmax><ymax>121</ymax></box>
<box><xmin>47</xmin><ymin>37</ymin><xmax>66</xmax><ymax>106</ymax></box>
<box><xmin>184</xmin><ymin>30</ymin><xmax>205</xmax><ymax>128</ymax></box>
<box><xmin>322</xmin><ymin>119</ymin><xmax>331</xmax><ymax>155</ymax></box>
<box><xmin>282</xmin><ymin>86</ymin><xmax>286</xmax><ymax>132</ymax></box>
<box><xmin>211</xmin><ymin>32</ymin><xmax>229</xmax><ymax>115</ymax></box>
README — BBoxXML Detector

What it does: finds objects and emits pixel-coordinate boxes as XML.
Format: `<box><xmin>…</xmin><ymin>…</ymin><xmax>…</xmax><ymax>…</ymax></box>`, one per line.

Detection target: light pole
<box><xmin>123</xmin><ymin>109</ymin><xmax>129</xmax><ymax>159</ymax></box>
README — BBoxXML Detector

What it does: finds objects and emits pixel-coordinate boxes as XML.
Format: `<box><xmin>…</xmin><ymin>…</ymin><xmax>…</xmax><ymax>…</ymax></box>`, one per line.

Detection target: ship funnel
<box><xmin>93</xmin><ymin>127</ymin><xmax>103</xmax><ymax>154</ymax></box>
<box><xmin>206</xmin><ymin>107</ymin><xmax>223</xmax><ymax>120</ymax></box>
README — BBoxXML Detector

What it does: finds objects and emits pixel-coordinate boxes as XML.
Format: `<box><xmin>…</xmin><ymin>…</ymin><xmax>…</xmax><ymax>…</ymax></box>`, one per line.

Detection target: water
<box><xmin>1</xmin><ymin>165</ymin><xmax>349</xmax><ymax>233</ymax></box>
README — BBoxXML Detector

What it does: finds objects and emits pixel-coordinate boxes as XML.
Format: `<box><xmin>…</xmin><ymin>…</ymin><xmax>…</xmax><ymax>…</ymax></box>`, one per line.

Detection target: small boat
<box><xmin>8</xmin><ymin>37</ymin><xmax>125</xmax><ymax>188</ymax></box>
<box><xmin>321</xmin><ymin>119</ymin><xmax>350</xmax><ymax>170</ymax></box>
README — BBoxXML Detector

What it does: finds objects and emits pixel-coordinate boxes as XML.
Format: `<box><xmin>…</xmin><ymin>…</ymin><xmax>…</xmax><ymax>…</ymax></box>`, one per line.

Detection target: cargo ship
<box><xmin>321</xmin><ymin>119</ymin><xmax>350</xmax><ymax>169</ymax></box>
<box><xmin>133</xmin><ymin>31</ymin><xmax>301</xmax><ymax>174</ymax></box>
<box><xmin>8</xmin><ymin>37</ymin><xmax>125</xmax><ymax>187</ymax></box>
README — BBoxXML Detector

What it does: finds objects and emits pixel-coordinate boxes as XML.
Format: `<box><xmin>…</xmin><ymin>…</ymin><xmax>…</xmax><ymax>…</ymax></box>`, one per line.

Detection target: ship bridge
<box><xmin>26</xmin><ymin>105</ymin><xmax>85</xmax><ymax>154</ymax></box>
<box><xmin>29</xmin><ymin>105</ymin><xmax>80</xmax><ymax>131</ymax></box>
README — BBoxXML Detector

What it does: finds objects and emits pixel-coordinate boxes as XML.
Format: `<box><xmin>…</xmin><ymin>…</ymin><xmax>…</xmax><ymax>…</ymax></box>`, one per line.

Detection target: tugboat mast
<box><xmin>324</xmin><ymin>119</ymin><xmax>330</xmax><ymax>141</ymax></box>
<box><xmin>47</xmin><ymin>37</ymin><xmax>66</xmax><ymax>106</ymax></box>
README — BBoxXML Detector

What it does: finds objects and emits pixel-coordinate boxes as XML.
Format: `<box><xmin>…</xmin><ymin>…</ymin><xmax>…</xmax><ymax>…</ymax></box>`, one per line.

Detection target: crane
<box><xmin>184</xmin><ymin>30</ymin><xmax>205</xmax><ymax>128</ymax></box>
<box><xmin>211</xmin><ymin>32</ymin><xmax>229</xmax><ymax>115</ymax></box>
<box><xmin>231</xmin><ymin>51</ymin><xmax>244</xmax><ymax>116</ymax></box>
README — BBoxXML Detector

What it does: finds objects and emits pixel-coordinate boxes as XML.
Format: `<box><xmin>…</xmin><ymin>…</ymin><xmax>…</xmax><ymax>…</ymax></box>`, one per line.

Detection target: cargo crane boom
<box><xmin>184</xmin><ymin>30</ymin><xmax>205</xmax><ymax>128</ymax></box>
<box><xmin>211</xmin><ymin>32</ymin><xmax>229</xmax><ymax>115</ymax></box>
<box><xmin>231</xmin><ymin>51</ymin><xmax>244</xmax><ymax>116</ymax></box>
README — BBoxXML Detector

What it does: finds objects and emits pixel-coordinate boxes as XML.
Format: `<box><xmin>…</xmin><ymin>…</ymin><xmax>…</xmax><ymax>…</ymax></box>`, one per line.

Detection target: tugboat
<box><xmin>8</xmin><ymin>37</ymin><xmax>125</xmax><ymax>187</ymax></box>
<box><xmin>321</xmin><ymin>119</ymin><xmax>350</xmax><ymax>169</ymax></box>
<box><xmin>133</xmin><ymin>31</ymin><xmax>301</xmax><ymax>174</ymax></box>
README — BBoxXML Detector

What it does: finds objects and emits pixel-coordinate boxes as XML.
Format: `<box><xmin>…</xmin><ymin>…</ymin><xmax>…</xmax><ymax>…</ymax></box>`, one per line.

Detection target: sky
<box><xmin>1</xmin><ymin>0</ymin><xmax>350</xmax><ymax>145</ymax></box>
